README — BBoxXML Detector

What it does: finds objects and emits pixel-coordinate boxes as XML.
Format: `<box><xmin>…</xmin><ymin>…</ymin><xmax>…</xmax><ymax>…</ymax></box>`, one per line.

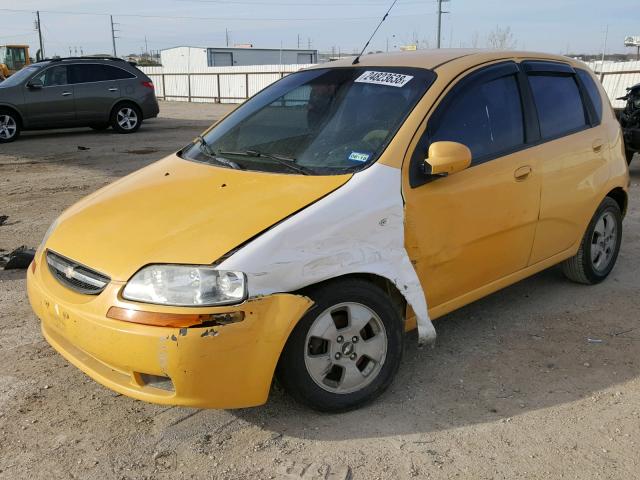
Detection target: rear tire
<box><xmin>562</xmin><ymin>197</ymin><xmax>622</xmax><ymax>284</ymax></box>
<box><xmin>276</xmin><ymin>278</ymin><xmax>404</xmax><ymax>412</ymax></box>
<box><xmin>110</xmin><ymin>103</ymin><xmax>142</xmax><ymax>134</ymax></box>
<box><xmin>0</xmin><ymin>109</ymin><xmax>20</xmax><ymax>143</ymax></box>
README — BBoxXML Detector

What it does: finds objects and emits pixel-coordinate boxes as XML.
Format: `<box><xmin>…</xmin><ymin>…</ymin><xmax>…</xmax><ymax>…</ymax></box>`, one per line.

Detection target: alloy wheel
<box><xmin>591</xmin><ymin>211</ymin><xmax>617</xmax><ymax>273</ymax></box>
<box><xmin>116</xmin><ymin>108</ymin><xmax>138</xmax><ymax>130</ymax></box>
<box><xmin>0</xmin><ymin>114</ymin><xmax>17</xmax><ymax>140</ymax></box>
<box><xmin>304</xmin><ymin>302</ymin><xmax>388</xmax><ymax>394</ymax></box>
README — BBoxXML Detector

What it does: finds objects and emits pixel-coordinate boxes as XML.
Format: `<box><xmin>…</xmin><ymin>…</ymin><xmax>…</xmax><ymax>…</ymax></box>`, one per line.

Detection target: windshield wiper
<box><xmin>217</xmin><ymin>150</ymin><xmax>313</xmax><ymax>175</ymax></box>
<box><xmin>194</xmin><ymin>136</ymin><xmax>242</xmax><ymax>170</ymax></box>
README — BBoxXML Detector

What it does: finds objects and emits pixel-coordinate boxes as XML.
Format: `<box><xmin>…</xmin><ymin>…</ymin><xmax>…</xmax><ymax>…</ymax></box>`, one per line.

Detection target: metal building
<box><xmin>160</xmin><ymin>46</ymin><xmax>317</xmax><ymax>70</ymax></box>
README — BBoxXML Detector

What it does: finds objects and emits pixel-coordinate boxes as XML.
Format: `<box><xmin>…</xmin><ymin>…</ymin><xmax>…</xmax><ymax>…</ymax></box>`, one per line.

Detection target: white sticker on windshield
<box><xmin>348</xmin><ymin>151</ymin><xmax>370</xmax><ymax>162</ymax></box>
<box><xmin>355</xmin><ymin>71</ymin><xmax>414</xmax><ymax>88</ymax></box>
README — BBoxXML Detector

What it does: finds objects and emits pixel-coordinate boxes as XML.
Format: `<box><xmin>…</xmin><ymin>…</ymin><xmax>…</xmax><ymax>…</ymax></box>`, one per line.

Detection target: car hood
<box><xmin>46</xmin><ymin>154</ymin><xmax>351</xmax><ymax>281</ymax></box>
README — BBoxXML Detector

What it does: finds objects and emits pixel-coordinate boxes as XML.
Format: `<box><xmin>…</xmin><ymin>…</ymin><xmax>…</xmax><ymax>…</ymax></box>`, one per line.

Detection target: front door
<box><xmin>403</xmin><ymin>62</ymin><xmax>542</xmax><ymax>312</ymax></box>
<box><xmin>23</xmin><ymin>65</ymin><xmax>76</xmax><ymax>126</ymax></box>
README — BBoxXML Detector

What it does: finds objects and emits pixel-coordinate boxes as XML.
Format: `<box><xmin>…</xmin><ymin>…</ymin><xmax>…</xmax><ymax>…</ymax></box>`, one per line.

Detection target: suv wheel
<box><xmin>110</xmin><ymin>103</ymin><xmax>142</xmax><ymax>134</ymax></box>
<box><xmin>0</xmin><ymin>110</ymin><xmax>20</xmax><ymax>143</ymax></box>
<box><xmin>562</xmin><ymin>197</ymin><xmax>622</xmax><ymax>284</ymax></box>
<box><xmin>276</xmin><ymin>278</ymin><xmax>404</xmax><ymax>412</ymax></box>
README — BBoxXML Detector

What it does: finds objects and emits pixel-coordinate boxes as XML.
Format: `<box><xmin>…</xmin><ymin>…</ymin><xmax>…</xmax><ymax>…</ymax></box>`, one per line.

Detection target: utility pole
<box><xmin>144</xmin><ymin>36</ymin><xmax>149</xmax><ymax>56</ymax></box>
<box><xmin>110</xmin><ymin>15</ymin><xmax>119</xmax><ymax>57</ymax></box>
<box><xmin>599</xmin><ymin>24</ymin><xmax>608</xmax><ymax>81</ymax></box>
<box><xmin>35</xmin><ymin>11</ymin><xmax>45</xmax><ymax>59</ymax></box>
<box><xmin>297</xmin><ymin>34</ymin><xmax>301</xmax><ymax>49</ymax></box>
<box><xmin>436</xmin><ymin>0</ymin><xmax>450</xmax><ymax>49</ymax></box>
<box><xmin>225</xmin><ymin>28</ymin><xmax>229</xmax><ymax>47</ymax></box>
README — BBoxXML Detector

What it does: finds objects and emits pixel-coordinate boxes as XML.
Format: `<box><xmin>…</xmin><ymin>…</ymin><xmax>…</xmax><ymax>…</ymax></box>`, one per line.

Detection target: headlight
<box><xmin>36</xmin><ymin>218</ymin><xmax>59</xmax><ymax>256</ymax></box>
<box><xmin>122</xmin><ymin>265</ymin><xmax>246</xmax><ymax>306</ymax></box>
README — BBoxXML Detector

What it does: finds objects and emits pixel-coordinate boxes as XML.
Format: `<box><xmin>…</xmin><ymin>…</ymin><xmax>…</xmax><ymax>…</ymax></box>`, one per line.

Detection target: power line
<box><xmin>0</xmin><ymin>8</ymin><xmax>431</xmax><ymax>22</ymax></box>
<box><xmin>175</xmin><ymin>0</ymin><xmax>434</xmax><ymax>5</ymax></box>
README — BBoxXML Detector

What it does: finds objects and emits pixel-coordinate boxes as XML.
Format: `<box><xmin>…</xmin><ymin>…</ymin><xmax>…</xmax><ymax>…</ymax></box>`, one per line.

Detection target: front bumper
<box><xmin>27</xmin><ymin>251</ymin><xmax>312</xmax><ymax>408</ymax></box>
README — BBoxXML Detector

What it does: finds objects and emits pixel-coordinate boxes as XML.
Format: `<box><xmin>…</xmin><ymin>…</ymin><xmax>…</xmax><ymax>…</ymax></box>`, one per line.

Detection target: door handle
<box><xmin>592</xmin><ymin>139</ymin><xmax>604</xmax><ymax>153</ymax></box>
<box><xmin>61</xmin><ymin>91</ymin><xmax>72</xmax><ymax>96</ymax></box>
<box><xmin>514</xmin><ymin>165</ymin><xmax>532</xmax><ymax>181</ymax></box>
<box><xmin>108</xmin><ymin>88</ymin><xmax>118</xmax><ymax>92</ymax></box>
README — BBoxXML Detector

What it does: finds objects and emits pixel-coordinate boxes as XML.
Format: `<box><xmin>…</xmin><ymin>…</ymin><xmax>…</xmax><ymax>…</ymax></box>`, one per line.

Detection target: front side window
<box><xmin>34</xmin><ymin>65</ymin><xmax>69</xmax><ymax>86</ymax></box>
<box><xmin>428</xmin><ymin>74</ymin><xmax>525</xmax><ymax>162</ymax></box>
<box><xmin>528</xmin><ymin>74</ymin><xmax>587</xmax><ymax>139</ymax></box>
<box><xmin>181</xmin><ymin>67</ymin><xmax>435</xmax><ymax>175</ymax></box>
<box><xmin>0</xmin><ymin>65</ymin><xmax>40</xmax><ymax>88</ymax></box>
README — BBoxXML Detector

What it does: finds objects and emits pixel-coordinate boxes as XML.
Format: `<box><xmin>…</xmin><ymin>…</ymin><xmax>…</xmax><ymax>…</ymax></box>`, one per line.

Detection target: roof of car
<box><xmin>33</xmin><ymin>56</ymin><xmax>134</xmax><ymax>66</ymax></box>
<box><xmin>308</xmin><ymin>49</ymin><xmax>585</xmax><ymax>71</ymax></box>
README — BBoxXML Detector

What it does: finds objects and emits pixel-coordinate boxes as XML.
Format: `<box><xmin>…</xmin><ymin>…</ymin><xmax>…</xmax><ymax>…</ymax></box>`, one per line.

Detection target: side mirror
<box><xmin>424</xmin><ymin>141</ymin><xmax>472</xmax><ymax>177</ymax></box>
<box><xmin>27</xmin><ymin>79</ymin><xmax>44</xmax><ymax>89</ymax></box>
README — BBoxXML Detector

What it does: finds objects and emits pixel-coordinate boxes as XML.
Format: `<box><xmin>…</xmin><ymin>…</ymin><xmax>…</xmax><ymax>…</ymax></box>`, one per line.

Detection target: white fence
<box><xmin>139</xmin><ymin>64</ymin><xmax>313</xmax><ymax>104</ymax></box>
<box><xmin>587</xmin><ymin>60</ymin><xmax>640</xmax><ymax>109</ymax></box>
<box><xmin>140</xmin><ymin>61</ymin><xmax>640</xmax><ymax>108</ymax></box>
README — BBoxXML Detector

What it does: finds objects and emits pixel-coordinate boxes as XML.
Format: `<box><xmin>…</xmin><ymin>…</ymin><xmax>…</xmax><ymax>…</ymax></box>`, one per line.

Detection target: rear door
<box><xmin>523</xmin><ymin>61</ymin><xmax>608</xmax><ymax>264</ymax></box>
<box><xmin>23</xmin><ymin>65</ymin><xmax>76</xmax><ymax>126</ymax></box>
<box><xmin>70</xmin><ymin>63</ymin><xmax>132</xmax><ymax>123</ymax></box>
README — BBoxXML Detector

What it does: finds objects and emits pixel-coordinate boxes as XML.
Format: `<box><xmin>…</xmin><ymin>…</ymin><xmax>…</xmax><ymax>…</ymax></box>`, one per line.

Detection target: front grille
<box><xmin>46</xmin><ymin>250</ymin><xmax>110</xmax><ymax>295</ymax></box>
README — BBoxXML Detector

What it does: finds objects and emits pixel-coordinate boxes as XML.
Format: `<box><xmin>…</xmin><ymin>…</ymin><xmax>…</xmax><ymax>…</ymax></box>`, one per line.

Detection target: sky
<box><xmin>1</xmin><ymin>0</ymin><xmax>639</xmax><ymax>58</ymax></box>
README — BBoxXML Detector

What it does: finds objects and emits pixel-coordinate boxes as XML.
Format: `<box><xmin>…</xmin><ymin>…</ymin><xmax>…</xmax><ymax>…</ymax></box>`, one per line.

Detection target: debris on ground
<box><xmin>77</xmin><ymin>146</ymin><xmax>90</xmax><ymax>151</ymax></box>
<box><xmin>1</xmin><ymin>246</ymin><xmax>36</xmax><ymax>270</ymax></box>
<box><xmin>0</xmin><ymin>215</ymin><xmax>7</xmax><ymax>226</ymax></box>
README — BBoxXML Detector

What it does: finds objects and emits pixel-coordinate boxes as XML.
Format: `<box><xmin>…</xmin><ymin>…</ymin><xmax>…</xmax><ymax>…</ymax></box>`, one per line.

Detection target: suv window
<box><xmin>69</xmin><ymin>63</ymin><xmax>135</xmax><ymax>83</ymax></box>
<box><xmin>428</xmin><ymin>74</ymin><xmax>525</xmax><ymax>161</ymax></box>
<box><xmin>528</xmin><ymin>74</ymin><xmax>587</xmax><ymax>139</ymax></box>
<box><xmin>576</xmin><ymin>68</ymin><xmax>603</xmax><ymax>124</ymax></box>
<box><xmin>34</xmin><ymin>65</ymin><xmax>69</xmax><ymax>86</ymax></box>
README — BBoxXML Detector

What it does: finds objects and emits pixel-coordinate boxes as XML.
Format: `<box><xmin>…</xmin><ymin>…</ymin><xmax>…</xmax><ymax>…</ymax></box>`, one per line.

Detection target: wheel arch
<box><xmin>294</xmin><ymin>272</ymin><xmax>408</xmax><ymax>324</ymax></box>
<box><xmin>606</xmin><ymin>187</ymin><xmax>628</xmax><ymax>218</ymax></box>
<box><xmin>0</xmin><ymin>105</ymin><xmax>24</xmax><ymax>127</ymax></box>
<box><xmin>109</xmin><ymin>99</ymin><xmax>142</xmax><ymax>118</ymax></box>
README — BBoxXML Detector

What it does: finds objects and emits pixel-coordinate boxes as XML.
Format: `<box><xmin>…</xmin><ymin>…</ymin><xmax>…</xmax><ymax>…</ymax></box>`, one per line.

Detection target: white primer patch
<box><xmin>355</xmin><ymin>71</ymin><xmax>414</xmax><ymax>88</ymax></box>
<box><xmin>218</xmin><ymin>163</ymin><xmax>436</xmax><ymax>344</ymax></box>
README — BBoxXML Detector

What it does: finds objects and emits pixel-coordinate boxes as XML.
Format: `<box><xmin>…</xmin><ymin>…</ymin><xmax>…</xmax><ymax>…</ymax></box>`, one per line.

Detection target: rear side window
<box><xmin>428</xmin><ymin>74</ymin><xmax>525</xmax><ymax>161</ymax></box>
<box><xmin>102</xmin><ymin>65</ymin><xmax>136</xmax><ymax>80</ymax></box>
<box><xmin>576</xmin><ymin>68</ymin><xmax>603</xmax><ymax>124</ymax></box>
<box><xmin>69</xmin><ymin>64</ymin><xmax>135</xmax><ymax>83</ymax></box>
<box><xmin>528</xmin><ymin>75</ymin><xmax>587</xmax><ymax>139</ymax></box>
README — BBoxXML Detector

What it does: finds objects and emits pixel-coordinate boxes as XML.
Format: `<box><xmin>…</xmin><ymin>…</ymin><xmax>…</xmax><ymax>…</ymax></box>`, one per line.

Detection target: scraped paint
<box><xmin>218</xmin><ymin>163</ymin><xmax>436</xmax><ymax>344</ymax></box>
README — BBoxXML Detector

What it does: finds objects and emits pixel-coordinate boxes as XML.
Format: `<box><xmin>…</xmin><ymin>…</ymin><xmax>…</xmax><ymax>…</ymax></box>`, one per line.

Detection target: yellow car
<box><xmin>27</xmin><ymin>50</ymin><xmax>629</xmax><ymax>412</ymax></box>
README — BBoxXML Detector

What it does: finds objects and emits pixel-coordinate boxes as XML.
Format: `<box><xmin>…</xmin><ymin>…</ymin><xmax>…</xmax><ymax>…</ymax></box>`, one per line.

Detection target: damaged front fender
<box><xmin>218</xmin><ymin>163</ymin><xmax>436</xmax><ymax>345</ymax></box>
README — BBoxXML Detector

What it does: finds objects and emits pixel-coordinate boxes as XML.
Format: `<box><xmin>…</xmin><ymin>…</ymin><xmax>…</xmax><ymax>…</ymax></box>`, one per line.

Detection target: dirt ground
<box><xmin>1</xmin><ymin>101</ymin><xmax>639</xmax><ymax>480</ymax></box>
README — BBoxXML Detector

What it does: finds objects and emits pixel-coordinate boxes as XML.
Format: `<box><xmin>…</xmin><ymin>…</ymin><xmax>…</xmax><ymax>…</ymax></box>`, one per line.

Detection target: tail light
<box><xmin>141</xmin><ymin>81</ymin><xmax>154</xmax><ymax>89</ymax></box>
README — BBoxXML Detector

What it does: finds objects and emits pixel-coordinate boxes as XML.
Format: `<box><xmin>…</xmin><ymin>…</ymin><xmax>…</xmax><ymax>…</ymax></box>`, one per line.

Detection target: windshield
<box><xmin>181</xmin><ymin>67</ymin><xmax>436</xmax><ymax>175</ymax></box>
<box><xmin>0</xmin><ymin>65</ymin><xmax>39</xmax><ymax>87</ymax></box>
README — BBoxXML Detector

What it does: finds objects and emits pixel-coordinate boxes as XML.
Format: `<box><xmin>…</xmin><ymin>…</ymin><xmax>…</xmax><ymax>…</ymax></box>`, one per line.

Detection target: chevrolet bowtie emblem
<box><xmin>64</xmin><ymin>265</ymin><xmax>75</xmax><ymax>279</ymax></box>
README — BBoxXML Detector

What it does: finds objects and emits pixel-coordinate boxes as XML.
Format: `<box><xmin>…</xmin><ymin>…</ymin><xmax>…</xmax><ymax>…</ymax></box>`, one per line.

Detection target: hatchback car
<box><xmin>0</xmin><ymin>56</ymin><xmax>159</xmax><ymax>142</ymax></box>
<box><xmin>27</xmin><ymin>50</ymin><xmax>629</xmax><ymax>412</ymax></box>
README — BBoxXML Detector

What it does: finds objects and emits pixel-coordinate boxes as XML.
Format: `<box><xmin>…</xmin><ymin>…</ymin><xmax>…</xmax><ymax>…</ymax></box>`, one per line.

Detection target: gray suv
<box><xmin>0</xmin><ymin>57</ymin><xmax>159</xmax><ymax>143</ymax></box>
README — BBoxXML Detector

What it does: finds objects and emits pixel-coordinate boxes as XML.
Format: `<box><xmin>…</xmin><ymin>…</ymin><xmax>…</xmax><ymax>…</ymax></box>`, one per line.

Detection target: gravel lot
<box><xmin>1</xmin><ymin>101</ymin><xmax>639</xmax><ymax>480</ymax></box>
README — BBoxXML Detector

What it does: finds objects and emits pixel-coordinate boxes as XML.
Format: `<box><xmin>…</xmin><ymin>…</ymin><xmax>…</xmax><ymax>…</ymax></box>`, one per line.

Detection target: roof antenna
<box><xmin>353</xmin><ymin>0</ymin><xmax>399</xmax><ymax>65</ymax></box>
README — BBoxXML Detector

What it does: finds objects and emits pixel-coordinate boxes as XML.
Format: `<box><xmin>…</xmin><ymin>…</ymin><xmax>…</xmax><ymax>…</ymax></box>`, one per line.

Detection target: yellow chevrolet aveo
<box><xmin>27</xmin><ymin>50</ymin><xmax>629</xmax><ymax>412</ymax></box>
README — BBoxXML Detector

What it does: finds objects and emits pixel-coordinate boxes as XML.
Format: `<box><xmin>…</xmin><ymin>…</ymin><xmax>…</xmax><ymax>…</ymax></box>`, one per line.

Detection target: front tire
<box><xmin>562</xmin><ymin>197</ymin><xmax>622</xmax><ymax>284</ymax></box>
<box><xmin>0</xmin><ymin>109</ymin><xmax>20</xmax><ymax>143</ymax></box>
<box><xmin>276</xmin><ymin>278</ymin><xmax>404</xmax><ymax>412</ymax></box>
<box><xmin>110</xmin><ymin>103</ymin><xmax>142</xmax><ymax>134</ymax></box>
